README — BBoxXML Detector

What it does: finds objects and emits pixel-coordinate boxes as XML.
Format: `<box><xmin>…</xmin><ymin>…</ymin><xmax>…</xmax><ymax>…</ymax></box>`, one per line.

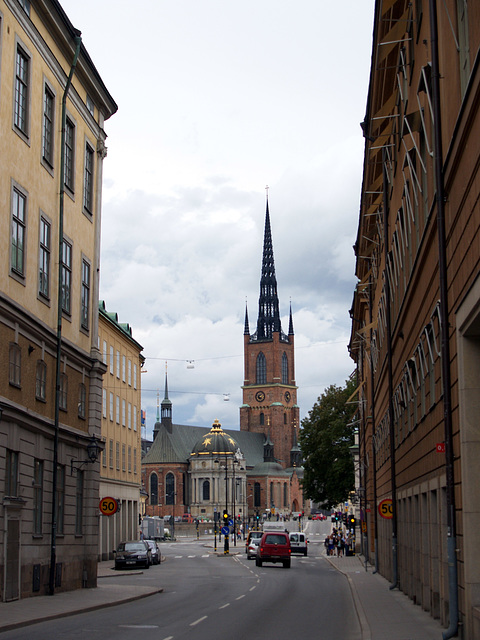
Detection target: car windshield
<box><xmin>265</xmin><ymin>534</ymin><xmax>287</xmax><ymax>545</ymax></box>
<box><xmin>118</xmin><ymin>542</ymin><xmax>145</xmax><ymax>552</ymax></box>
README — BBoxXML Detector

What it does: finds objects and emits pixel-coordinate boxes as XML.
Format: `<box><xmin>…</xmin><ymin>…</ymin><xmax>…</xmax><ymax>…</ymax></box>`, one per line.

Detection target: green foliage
<box><xmin>299</xmin><ymin>378</ymin><xmax>357</xmax><ymax>510</ymax></box>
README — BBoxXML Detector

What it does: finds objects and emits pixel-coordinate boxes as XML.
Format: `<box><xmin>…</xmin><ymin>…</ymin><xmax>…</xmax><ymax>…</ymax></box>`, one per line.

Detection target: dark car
<box><xmin>256</xmin><ymin>531</ymin><xmax>291</xmax><ymax>568</ymax></box>
<box><xmin>114</xmin><ymin>540</ymin><xmax>151</xmax><ymax>569</ymax></box>
<box><xmin>144</xmin><ymin>539</ymin><xmax>160</xmax><ymax>565</ymax></box>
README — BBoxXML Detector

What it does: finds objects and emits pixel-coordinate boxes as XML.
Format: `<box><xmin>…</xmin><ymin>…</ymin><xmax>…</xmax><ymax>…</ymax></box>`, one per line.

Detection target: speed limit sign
<box><xmin>378</xmin><ymin>498</ymin><xmax>393</xmax><ymax>519</ymax></box>
<box><xmin>99</xmin><ymin>496</ymin><xmax>119</xmax><ymax>516</ymax></box>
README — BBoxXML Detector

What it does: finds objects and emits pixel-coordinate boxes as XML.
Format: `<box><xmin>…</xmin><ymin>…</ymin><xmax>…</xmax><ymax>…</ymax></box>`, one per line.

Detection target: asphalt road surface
<box><xmin>1</xmin><ymin>520</ymin><xmax>361</xmax><ymax>640</ymax></box>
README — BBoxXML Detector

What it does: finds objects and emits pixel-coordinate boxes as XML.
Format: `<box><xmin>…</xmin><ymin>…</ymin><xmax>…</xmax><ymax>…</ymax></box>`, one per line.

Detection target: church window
<box><xmin>254</xmin><ymin>482</ymin><xmax>261</xmax><ymax>507</ymax></box>
<box><xmin>284</xmin><ymin>413</ymin><xmax>287</xmax><ymax>424</ymax></box>
<box><xmin>150</xmin><ymin>473</ymin><xmax>158</xmax><ymax>506</ymax></box>
<box><xmin>283</xmin><ymin>482</ymin><xmax>288</xmax><ymax>507</ymax></box>
<box><xmin>166</xmin><ymin>473</ymin><xmax>175</xmax><ymax>505</ymax></box>
<box><xmin>202</xmin><ymin>480</ymin><xmax>210</xmax><ymax>501</ymax></box>
<box><xmin>282</xmin><ymin>352</ymin><xmax>288</xmax><ymax>384</ymax></box>
<box><xmin>260</xmin><ymin>412</ymin><xmax>264</xmax><ymax>425</ymax></box>
<box><xmin>256</xmin><ymin>352</ymin><xmax>266</xmax><ymax>384</ymax></box>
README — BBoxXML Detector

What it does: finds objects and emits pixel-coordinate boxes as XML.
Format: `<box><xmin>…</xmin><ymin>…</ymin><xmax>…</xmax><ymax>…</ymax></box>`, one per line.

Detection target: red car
<box><xmin>256</xmin><ymin>531</ymin><xmax>291</xmax><ymax>568</ymax></box>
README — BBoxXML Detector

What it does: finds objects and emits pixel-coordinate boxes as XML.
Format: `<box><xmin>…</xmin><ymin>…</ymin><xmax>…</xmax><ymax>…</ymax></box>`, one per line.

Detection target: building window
<box><xmin>133</xmin><ymin>406</ymin><xmax>137</xmax><ymax>432</ymax></box>
<box><xmin>122</xmin><ymin>399</ymin><xmax>126</xmax><ymax>426</ymax></box>
<box><xmin>11</xmin><ymin>187</ymin><xmax>26</xmax><ymax>276</ymax></box>
<box><xmin>75</xmin><ymin>470</ymin><xmax>83</xmax><ymax>535</ymax></box>
<box><xmin>116</xmin><ymin>350</ymin><xmax>120</xmax><ymax>378</ymax></box>
<box><xmin>102</xmin><ymin>388</ymin><xmax>107</xmax><ymax>418</ymax></box>
<box><xmin>122</xmin><ymin>444</ymin><xmax>126</xmax><ymax>472</ymax></box>
<box><xmin>83</xmin><ymin>143</ymin><xmax>94</xmax><ymax>213</ymax></box>
<box><xmin>133</xmin><ymin>448</ymin><xmax>137</xmax><ymax>474</ymax></box>
<box><xmin>256</xmin><ymin>352</ymin><xmax>267</xmax><ymax>384</ymax></box>
<box><xmin>150</xmin><ymin>473</ymin><xmax>158</xmax><ymax>506</ymax></box>
<box><xmin>81</xmin><ymin>259</ymin><xmax>90</xmax><ymax>330</ymax></box>
<box><xmin>42</xmin><ymin>85</ymin><xmax>54</xmax><ymax>167</ymax></box>
<box><xmin>254</xmin><ymin>482</ymin><xmax>261</xmax><ymax>508</ymax></box>
<box><xmin>128</xmin><ymin>446</ymin><xmax>131</xmax><ymax>473</ymax></box>
<box><xmin>128</xmin><ymin>360</ymin><xmax>132</xmax><ymax>386</ymax></box>
<box><xmin>202</xmin><ymin>480</ymin><xmax>210</xmax><ymax>501</ymax></box>
<box><xmin>109</xmin><ymin>439</ymin><xmax>113</xmax><ymax>469</ymax></box>
<box><xmin>282</xmin><ymin>352</ymin><xmax>288</xmax><ymax>384</ymax></box>
<box><xmin>86</xmin><ymin>94</ymin><xmax>94</xmax><ymax>116</ymax></box>
<box><xmin>78</xmin><ymin>384</ymin><xmax>86</xmax><ymax>419</ymax></box>
<box><xmin>17</xmin><ymin>0</ymin><xmax>30</xmax><ymax>15</ymax></box>
<box><xmin>102</xmin><ymin>340</ymin><xmax>107</xmax><ymax>365</ymax></box>
<box><xmin>14</xmin><ymin>46</ymin><xmax>29</xmax><ymax>135</ymax></box>
<box><xmin>102</xmin><ymin>446</ymin><xmax>107</xmax><ymax>468</ymax></box>
<box><xmin>39</xmin><ymin>216</ymin><xmax>51</xmax><ymax>298</ymax></box>
<box><xmin>122</xmin><ymin>355</ymin><xmax>126</xmax><ymax>382</ymax></box>
<box><xmin>283</xmin><ymin>482</ymin><xmax>287</xmax><ymax>508</ymax></box>
<box><xmin>134</xmin><ymin>364</ymin><xmax>137</xmax><ymax>389</ymax></box>
<box><xmin>260</xmin><ymin>412</ymin><xmax>264</xmax><ymax>425</ymax></box>
<box><xmin>64</xmin><ymin>117</ymin><xmax>75</xmax><ymax>192</ymax></box>
<box><xmin>59</xmin><ymin>373</ymin><xmax>68</xmax><ymax>411</ymax></box>
<box><xmin>109</xmin><ymin>392</ymin><xmax>114</xmax><ymax>421</ymax></box>
<box><xmin>61</xmin><ymin>239</ymin><xmax>72</xmax><ymax>314</ymax></box>
<box><xmin>128</xmin><ymin>402</ymin><xmax>132</xmax><ymax>429</ymax></box>
<box><xmin>56</xmin><ymin>464</ymin><xmax>65</xmax><ymax>535</ymax></box>
<box><xmin>116</xmin><ymin>442</ymin><xmax>120</xmax><ymax>470</ymax></box>
<box><xmin>115</xmin><ymin>396</ymin><xmax>120</xmax><ymax>424</ymax></box>
<box><xmin>6</xmin><ymin>450</ymin><xmax>19</xmax><ymax>496</ymax></box>
<box><xmin>9</xmin><ymin>343</ymin><xmax>21</xmax><ymax>387</ymax></box>
<box><xmin>36</xmin><ymin>360</ymin><xmax>47</xmax><ymax>401</ymax></box>
<box><xmin>166</xmin><ymin>473</ymin><xmax>175</xmax><ymax>505</ymax></box>
<box><xmin>33</xmin><ymin>459</ymin><xmax>43</xmax><ymax>535</ymax></box>
<box><xmin>109</xmin><ymin>346</ymin><xmax>114</xmax><ymax>374</ymax></box>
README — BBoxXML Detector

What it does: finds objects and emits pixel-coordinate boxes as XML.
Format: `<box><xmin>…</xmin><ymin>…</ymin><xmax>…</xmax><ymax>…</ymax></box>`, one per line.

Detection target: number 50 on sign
<box><xmin>99</xmin><ymin>496</ymin><xmax>119</xmax><ymax>516</ymax></box>
<box><xmin>378</xmin><ymin>499</ymin><xmax>393</xmax><ymax>519</ymax></box>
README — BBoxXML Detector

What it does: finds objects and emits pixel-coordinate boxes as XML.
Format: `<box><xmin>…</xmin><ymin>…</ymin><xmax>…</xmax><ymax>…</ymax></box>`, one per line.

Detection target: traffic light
<box><xmin>223</xmin><ymin>510</ymin><xmax>229</xmax><ymax>524</ymax></box>
<box><xmin>342</xmin><ymin>512</ymin><xmax>347</xmax><ymax>524</ymax></box>
<box><xmin>349</xmin><ymin>515</ymin><xmax>356</xmax><ymax>527</ymax></box>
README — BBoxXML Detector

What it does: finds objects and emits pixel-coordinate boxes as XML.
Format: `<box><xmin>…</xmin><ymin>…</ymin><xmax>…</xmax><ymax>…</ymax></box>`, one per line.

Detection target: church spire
<box><xmin>288</xmin><ymin>301</ymin><xmax>294</xmax><ymax>336</ymax></box>
<box><xmin>244</xmin><ymin>300</ymin><xmax>250</xmax><ymax>335</ymax></box>
<box><xmin>256</xmin><ymin>190</ymin><xmax>282</xmax><ymax>339</ymax></box>
<box><xmin>161</xmin><ymin>362</ymin><xmax>172</xmax><ymax>432</ymax></box>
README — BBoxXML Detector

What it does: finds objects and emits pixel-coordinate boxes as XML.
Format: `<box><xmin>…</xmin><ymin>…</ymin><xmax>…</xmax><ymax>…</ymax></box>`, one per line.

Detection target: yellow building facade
<box><xmin>0</xmin><ymin>0</ymin><xmax>116</xmax><ymax>599</ymax></box>
<box><xmin>98</xmin><ymin>302</ymin><xmax>143</xmax><ymax>560</ymax></box>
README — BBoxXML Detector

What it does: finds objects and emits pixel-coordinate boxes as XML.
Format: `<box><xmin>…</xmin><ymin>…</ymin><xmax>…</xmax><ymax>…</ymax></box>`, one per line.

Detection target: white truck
<box><xmin>141</xmin><ymin>517</ymin><xmax>165</xmax><ymax>540</ymax></box>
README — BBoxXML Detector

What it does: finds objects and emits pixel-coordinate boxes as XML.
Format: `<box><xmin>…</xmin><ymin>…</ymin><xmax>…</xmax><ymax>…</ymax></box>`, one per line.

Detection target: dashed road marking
<box><xmin>219</xmin><ymin>603</ymin><xmax>230</xmax><ymax>609</ymax></box>
<box><xmin>190</xmin><ymin>616</ymin><xmax>207</xmax><ymax>626</ymax></box>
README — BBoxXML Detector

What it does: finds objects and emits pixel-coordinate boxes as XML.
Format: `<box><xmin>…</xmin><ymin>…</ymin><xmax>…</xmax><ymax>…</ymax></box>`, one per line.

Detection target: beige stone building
<box><xmin>0</xmin><ymin>0</ymin><xmax>116</xmax><ymax>599</ymax></box>
<box><xmin>98</xmin><ymin>302</ymin><xmax>143</xmax><ymax>559</ymax></box>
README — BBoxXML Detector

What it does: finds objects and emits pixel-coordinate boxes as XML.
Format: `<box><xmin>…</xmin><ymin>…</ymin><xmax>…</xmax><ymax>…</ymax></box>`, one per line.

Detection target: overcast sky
<box><xmin>61</xmin><ymin>1</ymin><xmax>374</xmax><ymax>439</ymax></box>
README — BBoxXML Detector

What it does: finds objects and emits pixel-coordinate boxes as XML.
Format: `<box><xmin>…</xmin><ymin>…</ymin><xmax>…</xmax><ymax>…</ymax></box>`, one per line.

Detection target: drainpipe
<box><xmin>428</xmin><ymin>2</ymin><xmax>458</xmax><ymax>637</ymax></box>
<box><xmin>382</xmin><ymin>147</ymin><xmax>398</xmax><ymax>590</ymax></box>
<box><xmin>49</xmin><ymin>30</ymin><xmax>82</xmax><ymax>597</ymax></box>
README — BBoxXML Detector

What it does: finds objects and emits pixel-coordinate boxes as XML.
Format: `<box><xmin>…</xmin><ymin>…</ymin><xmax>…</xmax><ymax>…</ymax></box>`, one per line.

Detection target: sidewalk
<box><xmin>327</xmin><ymin>554</ymin><xmax>445</xmax><ymax>640</ymax></box>
<box><xmin>0</xmin><ymin>561</ymin><xmax>162</xmax><ymax>634</ymax></box>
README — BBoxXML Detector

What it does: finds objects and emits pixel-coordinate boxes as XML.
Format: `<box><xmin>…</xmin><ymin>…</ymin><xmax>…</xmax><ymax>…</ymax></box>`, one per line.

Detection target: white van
<box><xmin>289</xmin><ymin>531</ymin><xmax>308</xmax><ymax>556</ymax></box>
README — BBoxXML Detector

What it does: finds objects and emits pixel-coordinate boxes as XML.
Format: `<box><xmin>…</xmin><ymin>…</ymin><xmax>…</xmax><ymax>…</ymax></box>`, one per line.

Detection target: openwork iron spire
<box><xmin>256</xmin><ymin>196</ymin><xmax>282</xmax><ymax>339</ymax></box>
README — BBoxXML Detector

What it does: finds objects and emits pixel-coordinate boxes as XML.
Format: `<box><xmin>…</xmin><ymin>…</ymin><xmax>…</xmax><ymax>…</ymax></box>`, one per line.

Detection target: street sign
<box><xmin>436</xmin><ymin>442</ymin><xmax>445</xmax><ymax>453</ymax></box>
<box><xmin>221</xmin><ymin>526</ymin><xmax>230</xmax><ymax>535</ymax></box>
<box><xmin>99</xmin><ymin>496</ymin><xmax>118</xmax><ymax>516</ymax></box>
<box><xmin>378</xmin><ymin>498</ymin><xmax>393</xmax><ymax>519</ymax></box>
<box><xmin>228</xmin><ymin>519</ymin><xmax>234</xmax><ymax>526</ymax></box>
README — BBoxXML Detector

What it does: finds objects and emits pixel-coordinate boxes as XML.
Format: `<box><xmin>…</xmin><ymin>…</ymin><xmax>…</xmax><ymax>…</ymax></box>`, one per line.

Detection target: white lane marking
<box><xmin>174</xmin><ymin>555</ymin><xmax>183</xmax><ymax>558</ymax></box>
<box><xmin>190</xmin><ymin>616</ymin><xmax>208</xmax><ymax>626</ymax></box>
<box><xmin>162</xmin><ymin>637</ymin><xmax>174</xmax><ymax>640</ymax></box>
<box><xmin>202</xmin><ymin>554</ymin><xmax>209</xmax><ymax>557</ymax></box>
<box><xmin>188</xmin><ymin>555</ymin><xmax>196</xmax><ymax>558</ymax></box>
<box><xmin>118</xmin><ymin>625</ymin><xmax>159</xmax><ymax>629</ymax></box>
<box><xmin>219</xmin><ymin>603</ymin><xmax>230</xmax><ymax>609</ymax></box>
<box><xmin>236</xmin><ymin>595</ymin><xmax>245</xmax><ymax>600</ymax></box>
<box><xmin>249</xmin><ymin>586</ymin><xmax>256</xmax><ymax>591</ymax></box>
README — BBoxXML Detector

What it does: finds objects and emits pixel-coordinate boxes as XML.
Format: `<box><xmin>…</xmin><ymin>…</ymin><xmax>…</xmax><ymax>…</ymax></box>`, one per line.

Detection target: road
<box><xmin>1</xmin><ymin>519</ymin><xmax>362</xmax><ymax>640</ymax></box>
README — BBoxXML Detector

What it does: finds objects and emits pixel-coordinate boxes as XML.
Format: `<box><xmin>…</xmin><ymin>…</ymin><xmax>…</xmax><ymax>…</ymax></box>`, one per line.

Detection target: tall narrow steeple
<box><xmin>161</xmin><ymin>363</ymin><xmax>172</xmax><ymax>433</ymax></box>
<box><xmin>256</xmin><ymin>193</ymin><xmax>282</xmax><ymax>339</ymax></box>
<box><xmin>244</xmin><ymin>300</ymin><xmax>250</xmax><ymax>335</ymax></box>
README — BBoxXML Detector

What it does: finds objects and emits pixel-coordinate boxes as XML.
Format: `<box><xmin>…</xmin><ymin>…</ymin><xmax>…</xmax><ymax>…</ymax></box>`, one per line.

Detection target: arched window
<box><xmin>256</xmin><ymin>352</ymin><xmax>266</xmax><ymax>384</ymax></box>
<box><xmin>282</xmin><ymin>352</ymin><xmax>288</xmax><ymax>384</ymax></box>
<box><xmin>283</xmin><ymin>482</ymin><xmax>288</xmax><ymax>507</ymax></box>
<box><xmin>165</xmin><ymin>472</ymin><xmax>175</xmax><ymax>505</ymax></box>
<box><xmin>260</xmin><ymin>412</ymin><xmax>265</xmax><ymax>425</ymax></box>
<box><xmin>284</xmin><ymin>412</ymin><xmax>287</xmax><ymax>424</ymax></box>
<box><xmin>202</xmin><ymin>480</ymin><xmax>210</xmax><ymax>501</ymax></box>
<box><xmin>150</xmin><ymin>473</ymin><xmax>158</xmax><ymax>506</ymax></box>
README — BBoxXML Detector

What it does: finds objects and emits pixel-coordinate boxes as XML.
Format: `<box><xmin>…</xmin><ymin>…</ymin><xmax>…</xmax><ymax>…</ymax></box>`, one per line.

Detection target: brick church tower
<box><xmin>240</xmin><ymin>196</ymin><xmax>301</xmax><ymax>470</ymax></box>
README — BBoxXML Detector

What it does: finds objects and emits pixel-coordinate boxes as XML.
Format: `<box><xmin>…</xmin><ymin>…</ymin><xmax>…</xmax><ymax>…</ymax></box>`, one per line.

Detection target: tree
<box><xmin>299</xmin><ymin>378</ymin><xmax>357</xmax><ymax>510</ymax></box>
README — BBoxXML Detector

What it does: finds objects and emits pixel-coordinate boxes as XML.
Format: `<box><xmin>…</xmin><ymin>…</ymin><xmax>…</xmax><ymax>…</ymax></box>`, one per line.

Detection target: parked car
<box><xmin>245</xmin><ymin>530</ymin><xmax>263</xmax><ymax>552</ymax></box>
<box><xmin>289</xmin><ymin>531</ymin><xmax>308</xmax><ymax>556</ymax></box>
<box><xmin>256</xmin><ymin>531</ymin><xmax>291</xmax><ymax>568</ymax></box>
<box><xmin>144</xmin><ymin>539</ymin><xmax>161</xmax><ymax>564</ymax></box>
<box><xmin>114</xmin><ymin>540</ymin><xmax>151</xmax><ymax>570</ymax></box>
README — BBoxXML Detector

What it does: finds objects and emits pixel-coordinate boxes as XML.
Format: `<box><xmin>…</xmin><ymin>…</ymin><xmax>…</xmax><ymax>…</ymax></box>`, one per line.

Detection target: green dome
<box><xmin>191</xmin><ymin>419</ymin><xmax>239</xmax><ymax>457</ymax></box>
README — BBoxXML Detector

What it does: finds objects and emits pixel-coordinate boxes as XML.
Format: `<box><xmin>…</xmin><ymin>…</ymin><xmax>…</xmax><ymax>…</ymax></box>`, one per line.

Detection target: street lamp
<box><xmin>70</xmin><ymin>434</ymin><xmax>103</xmax><ymax>475</ymax></box>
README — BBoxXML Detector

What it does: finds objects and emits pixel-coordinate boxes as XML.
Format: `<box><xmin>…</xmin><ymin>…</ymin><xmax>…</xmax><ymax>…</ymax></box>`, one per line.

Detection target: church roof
<box><xmin>143</xmin><ymin>421</ymin><xmax>266</xmax><ymax>468</ymax></box>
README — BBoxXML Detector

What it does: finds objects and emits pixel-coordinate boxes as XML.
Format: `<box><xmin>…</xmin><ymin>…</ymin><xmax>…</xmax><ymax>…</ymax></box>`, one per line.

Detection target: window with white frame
<box><xmin>128</xmin><ymin>360</ymin><xmax>132</xmax><ymax>386</ymax></box>
<box><xmin>133</xmin><ymin>406</ymin><xmax>137</xmax><ymax>432</ymax></box>
<box><xmin>116</xmin><ymin>396</ymin><xmax>120</xmax><ymax>424</ymax></box>
<box><xmin>6</xmin><ymin>450</ymin><xmax>19</xmax><ymax>496</ymax></box>
<box><xmin>9</xmin><ymin>343</ymin><xmax>21</xmax><ymax>387</ymax></box>
<box><xmin>83</xmin><ymin>142</ymin><xmax>94</xmax><ymax>213</ymax></box>
<box><xmin>116</xmin><ymin>350</ymin><xmax>120</xmax><ymax>378</ymax></box>
<box><xmin>128</xmin><ymin>402</ymin><xmax>132</xmax><ymax>429</ymax></box>
<box><xmin>64</xmin><ymin>117</ymin><xmax>75</xmax><ymax>192</ymax></box>
<box><xmin>109</xmin><ymin>345</ymin><xmax>114</xmax><ymax>374</ymax></box>
<box><xmin>103</xmin><ymin>340</ymin><xmax>107</xmax><ymax>365</ymax></box>
<box><xmin>78</xmin><ymin>384</ymin><xmax>86</xmax><ymax>419</ymax></box>
<box><xmin>102</xmin><ymin>388</ymin><xmax>107</xmax><ymax>418</ymax></box>
<box><xmin>39</xmin><ymin>216</ymin><xmax>50</xmax><ymax>298</ymax></box>
<box><xmin>59</xmin><ymin>373</ymin><xmax>68</xmax><ymax>411</ymax></box>
<box><xmin>109</xmin><ymin>439</ymin><xmax>113</xmax><ymax>469</ymax></box>
<box><xmin>42</xmin><ymin>84</ymin><xmax>55</xmax><ymax>167</ymax></box>
<box><xmin>116</xmin><ymin>442</ymin><xmax>120</xmax><ymax>470</ymax></box>
<box><xmin>61</xmin><ymin>239</ymin><xmax>72</xmax><ymax>314</ymax></box>
<box><xmin>133</xmin><ymin>448</ymin><xmax>137</xmax><ymax>474</ymax></box>
<box><xmin>81</xmin><ymin>259</ymin><xmax>90</xmax><ymax>330</ymax></box>
<box><xmin>134</xmin><ymin>364</ymin><xmax>137</xmax><ymax>389</ymax></box>
<box><xmin>11</xmin><ymin>186</ymin><xmax>27</xmax><ymax>277</ymax></box>
<box><xmin>122</xmin><ymin>399</ymin><xmax>126</xmax><ymax>426</ymax></box>
<box><xmin>122</xmin><ymin>355</ymin><xmax>126</xmax><ymax>382</ymax></box>
<box><xmin>109</xmin><ymin>392</ymin><xmax>114</xmax><ymax>421</ymax></box>
<box><xmin>14</xmin><ymin>45</ymin><xmax>29</xmax><ymax>136</ymax></box>
<box><xmin>36</xmin><ymin>360</ymin><xmax>47</xmax><ymax>401</ymax></box>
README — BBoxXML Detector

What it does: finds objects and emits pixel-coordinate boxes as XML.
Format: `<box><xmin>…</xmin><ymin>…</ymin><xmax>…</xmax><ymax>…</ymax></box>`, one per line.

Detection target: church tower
<box><xmin>240</xmin><ymin>194</ymin><xmax>299</xmax><ymax>470</ymax></box>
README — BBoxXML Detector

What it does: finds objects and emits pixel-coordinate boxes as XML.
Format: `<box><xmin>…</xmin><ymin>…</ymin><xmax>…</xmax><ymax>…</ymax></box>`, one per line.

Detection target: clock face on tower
<box><xmin>255</xmin><ymin>391</ymin><xmax>265</xmax><ymax>403</ymax></box>
<box><xmin>284</xmin><ymin>391</ymin><xmax>291</xmax><ymax>403</ymax></box>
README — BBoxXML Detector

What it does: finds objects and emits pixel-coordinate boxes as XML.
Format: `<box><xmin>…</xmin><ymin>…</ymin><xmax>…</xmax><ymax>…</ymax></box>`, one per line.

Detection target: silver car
<box><xmin>144</xmin><ymin>539</ymin><xmax>160</xmax><ymax>565</ymax></box>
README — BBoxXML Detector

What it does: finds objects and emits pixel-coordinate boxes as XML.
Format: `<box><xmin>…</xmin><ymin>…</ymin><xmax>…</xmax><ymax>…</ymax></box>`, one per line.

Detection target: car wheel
<box><xmin>283</xmin><ymin>560</ymin><xmax>291</xmax><ymax>569</ymax></box>
<box><xmin>304</xmin><ymin>551</ymin><xmax>308</xmax><ymax>556</ymax></box>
